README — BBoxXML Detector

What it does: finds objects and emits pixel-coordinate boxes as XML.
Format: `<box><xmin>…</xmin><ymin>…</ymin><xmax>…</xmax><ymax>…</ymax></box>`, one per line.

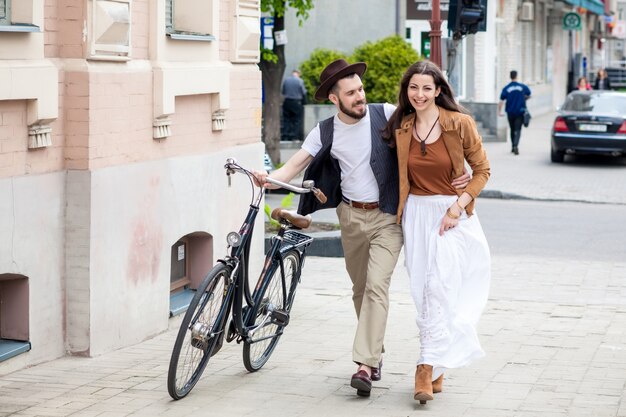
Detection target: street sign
<box><xmin>563</xmin><ymin>12</ymin><xmax>582</xmax><ymax>31</ymax></box>
<box><xmin>261</xmin><ymin>17</ymin><xmax>274</xmax><ymax>49</ymax></box>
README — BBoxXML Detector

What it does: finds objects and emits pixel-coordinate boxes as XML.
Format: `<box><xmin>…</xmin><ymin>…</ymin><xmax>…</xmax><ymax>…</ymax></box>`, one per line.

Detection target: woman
<box><xmin>577</xmin><ymin>76</ymin><xmax>592</xmax><ymax>91</ymax></box>
<box><xmin>593</xmin><ymin>69</ymin><xmax>611</xmax><ymax>90</ymax></box>
<box><xmin>382</xmin><ymin>60</ymin><xmax>491</xmax><ymax>404</ymax></box>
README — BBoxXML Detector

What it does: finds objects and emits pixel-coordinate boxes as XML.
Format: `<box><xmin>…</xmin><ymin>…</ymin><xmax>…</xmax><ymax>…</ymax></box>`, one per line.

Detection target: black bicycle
<box><xmin>167</xmin><ymin>157</ymin><xmax>326</xmax><ymax>400</ymax></box>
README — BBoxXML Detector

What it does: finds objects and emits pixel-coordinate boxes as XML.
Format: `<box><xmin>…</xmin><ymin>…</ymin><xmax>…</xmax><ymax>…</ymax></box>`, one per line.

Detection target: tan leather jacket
<box><xmin>395</xmin><ymin>106</ymin><xmax>490</xmax><ymax>223</ymax></box>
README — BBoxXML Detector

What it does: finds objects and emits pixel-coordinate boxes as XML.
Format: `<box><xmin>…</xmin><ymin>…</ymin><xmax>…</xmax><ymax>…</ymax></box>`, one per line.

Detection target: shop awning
<box><xmin>562</xmin><ymin>0</ymin><xmax>606</xmax><ymax>16</ymax></box>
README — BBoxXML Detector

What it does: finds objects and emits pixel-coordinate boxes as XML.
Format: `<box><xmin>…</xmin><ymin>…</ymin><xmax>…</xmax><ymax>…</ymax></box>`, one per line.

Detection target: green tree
<box><xmin>260</xmin><ymin>0</ymin><xmax>314</xmax><ymax>165</ymax></box>
<box><xmin>351</xmin><ymin>35</ymin><xmax>420</xmax><ymax>103</ymax></box>
<box><xmin>299</xmin><ymin>48</ymin><xmax>348</xmax><ymax>103</ymax></box>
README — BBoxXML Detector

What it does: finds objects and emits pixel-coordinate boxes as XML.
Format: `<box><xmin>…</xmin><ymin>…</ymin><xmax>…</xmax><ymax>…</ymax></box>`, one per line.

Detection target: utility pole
<box><xmin>429</xmin><ymin>0</ymin><xmax>443</xmax><ymax>68</ymax></box>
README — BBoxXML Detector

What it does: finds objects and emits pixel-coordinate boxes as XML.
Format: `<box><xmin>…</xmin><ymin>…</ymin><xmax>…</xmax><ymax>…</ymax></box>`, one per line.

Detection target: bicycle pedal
<box><xmin>270</xmin><ymin>309</ymin><xmax>290</xmax><ymax>326</ymax></box>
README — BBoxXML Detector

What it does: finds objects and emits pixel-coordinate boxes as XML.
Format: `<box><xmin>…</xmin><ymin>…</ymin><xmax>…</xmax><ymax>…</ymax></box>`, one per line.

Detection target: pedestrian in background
<box><xmin>576</xmin><ymin>76</ymin><xmax>592</xmax><ymax>91</ymax></box>
<box><xmin>383</xmin><ymin>60</ymin><xmax>491</xmax><ymax>404</ymax></box>
<box><xmin>281</xmin><ymin>69</ymin><xmax>307</xmax><ymax>141</ymax></box>
<box><xmin>257</xmin><ymin>59</ymin><xmax>470</xmax><ymax>398</ymax></box>
<box><xmin>498</xmin><ymin>70</ymin><xmax>531</xmax><ymax>155</ymax></box>
<box><xmin>593</xmin><ymin>69</ymin><xmax>611</xmax><ymax>90</ymax></box>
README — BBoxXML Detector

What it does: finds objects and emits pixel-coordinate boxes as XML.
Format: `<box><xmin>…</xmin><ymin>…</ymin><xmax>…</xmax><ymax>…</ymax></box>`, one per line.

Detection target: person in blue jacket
<box><xmin>498</xmin><ymin>70</ymin><xmax>531</xmax><ymax>155</ymax></box>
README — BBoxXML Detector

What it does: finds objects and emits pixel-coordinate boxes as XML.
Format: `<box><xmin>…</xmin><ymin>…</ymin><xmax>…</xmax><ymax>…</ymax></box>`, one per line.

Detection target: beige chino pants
<box><xmin>336</xmin><ymin>202</ymin><xmax>404</xmax><ymax>368</ymax></box>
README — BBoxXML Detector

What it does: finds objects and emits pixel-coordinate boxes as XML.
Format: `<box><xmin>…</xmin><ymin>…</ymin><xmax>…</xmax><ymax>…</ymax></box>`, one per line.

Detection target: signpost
<box><xmin>563</xmin><ymin>12</ymin><xmax>582</xmax><ymax>31</ymax></box>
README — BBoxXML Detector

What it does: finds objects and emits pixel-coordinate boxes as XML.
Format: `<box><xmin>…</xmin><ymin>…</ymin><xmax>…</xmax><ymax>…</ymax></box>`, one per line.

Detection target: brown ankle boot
<box><xmin>414</xmin><ymin>364</ymin><xmax>434</xmax><ymax>403</ymax></box>
<box><xmin>432</xmin><ymin>374</ymin><xmax>443</xmax><ymax>393</ymax></box>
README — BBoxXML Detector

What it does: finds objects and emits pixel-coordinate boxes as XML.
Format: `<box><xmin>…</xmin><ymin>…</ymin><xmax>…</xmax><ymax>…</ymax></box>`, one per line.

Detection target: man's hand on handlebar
<box><xmin>252</xmin><ymin>170</ymin><xmax>278</xmax><ymax>189</ymax></box>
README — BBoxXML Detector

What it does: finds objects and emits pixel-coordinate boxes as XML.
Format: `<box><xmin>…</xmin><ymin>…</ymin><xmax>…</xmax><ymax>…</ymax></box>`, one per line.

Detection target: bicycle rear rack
<box><xmin>282</xmin><ymin>230</ymin><xmax>313</xmax><ymax>249</ymax></box>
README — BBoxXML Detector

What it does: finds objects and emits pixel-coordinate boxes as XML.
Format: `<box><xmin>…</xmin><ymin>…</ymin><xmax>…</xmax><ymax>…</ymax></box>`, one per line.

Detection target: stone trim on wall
<box><xmin>0</xmin><ymin>60</ymin><xmax>58</xmax><ymax>149</ymax></box>
<box><xmin>87</xmin><ymin>0</ymin><xmax>131</xmax><ymax>61</ymax></box>
<box><xmin>152</xmin><ymin>62</ymin><xmax>230</xmax><ymax>139</ymax></box>
<box><xmin>230</xmin><ymin>0</ymin><xmax>260</xmax><ymax>63</ymax></box>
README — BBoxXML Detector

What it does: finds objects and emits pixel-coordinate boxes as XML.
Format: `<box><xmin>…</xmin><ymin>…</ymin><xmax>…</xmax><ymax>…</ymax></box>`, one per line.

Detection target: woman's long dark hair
<box><xmin>382</xmin><ymin>60</ymin><xmax>468</xmax><ymax>147</ymax></box>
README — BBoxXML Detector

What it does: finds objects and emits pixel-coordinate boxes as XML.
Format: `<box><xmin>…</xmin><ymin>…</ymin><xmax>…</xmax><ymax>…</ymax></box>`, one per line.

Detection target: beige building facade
<box><xmin>0</xmin><ymin>0</ymin><xmax>264</xmax><ymax>373</ymax></box>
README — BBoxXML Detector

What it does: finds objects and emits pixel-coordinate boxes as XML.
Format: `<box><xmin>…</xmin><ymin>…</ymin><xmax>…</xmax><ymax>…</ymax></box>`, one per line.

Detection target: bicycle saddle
<box><xmin>271</xmin><ymin>208</ymin><xmax>312</xmax><ymax>229</ymax></box>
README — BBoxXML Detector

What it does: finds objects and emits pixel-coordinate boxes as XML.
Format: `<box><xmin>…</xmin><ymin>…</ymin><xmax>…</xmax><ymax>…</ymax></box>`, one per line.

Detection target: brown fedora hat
<box><xmin>314</xmin><ymin>59</ymin><xmax>367</xmax><ymax>102</ymax></box>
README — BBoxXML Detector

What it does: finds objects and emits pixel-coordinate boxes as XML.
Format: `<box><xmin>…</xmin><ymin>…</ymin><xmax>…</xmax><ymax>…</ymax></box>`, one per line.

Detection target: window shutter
<box><xmin>165</xmin><ymin>0</ymin><xmax>173</xmax><ymax>32</ymax></box>
<box><xmin>0</xmin><ymin>0</ymin><xmax>8</xmax><ymax>22</ymax></box>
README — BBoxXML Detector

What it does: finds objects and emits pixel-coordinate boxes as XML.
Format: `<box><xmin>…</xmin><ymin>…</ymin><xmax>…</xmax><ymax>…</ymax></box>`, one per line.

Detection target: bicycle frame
<box><xmin>212</xmin><ymin>159</ymin><xmax>313</xmax><ymax>346</ymax></box>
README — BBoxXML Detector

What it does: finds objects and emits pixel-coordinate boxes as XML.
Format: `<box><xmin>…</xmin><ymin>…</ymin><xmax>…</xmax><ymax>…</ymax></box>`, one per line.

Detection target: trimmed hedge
<box><xmin>351</xmin><ymin>36</ymin><xmax>420</xmax><ymax>104</ymax></box>
<box><xmin>299</xmin><ymin>48</ymin><xmax>349</xmax><ymax>104</ymax></box>
<box><xmin>299</xmin><ymin>36</ymin><xmax>420</xmax><ymax>105</ymax></box>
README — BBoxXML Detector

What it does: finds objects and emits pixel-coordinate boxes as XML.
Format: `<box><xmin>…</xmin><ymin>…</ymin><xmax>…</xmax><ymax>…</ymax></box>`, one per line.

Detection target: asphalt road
<box><xmin>477</xmin><ymin>198</ymin><xmax>626</xmax><ymax>263</ymax></box>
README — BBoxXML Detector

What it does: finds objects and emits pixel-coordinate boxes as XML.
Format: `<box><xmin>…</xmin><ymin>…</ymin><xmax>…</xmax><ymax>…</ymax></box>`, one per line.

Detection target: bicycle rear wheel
<box><xmin>167</xmin><ymin>264</ymin><xmax>230</xmax><ymax>400</ymax></box>
<box><xmin>242</xmin><ymin>250</ymin><xmax>300</xmax><ymax>372</ymax></box>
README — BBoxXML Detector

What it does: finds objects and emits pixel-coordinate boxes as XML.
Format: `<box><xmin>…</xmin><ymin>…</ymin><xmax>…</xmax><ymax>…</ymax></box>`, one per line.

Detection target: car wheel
<box><xmin>551</xmin><ymin>147</ymin><xmax>565</xmax><ymax>163</ymax></box>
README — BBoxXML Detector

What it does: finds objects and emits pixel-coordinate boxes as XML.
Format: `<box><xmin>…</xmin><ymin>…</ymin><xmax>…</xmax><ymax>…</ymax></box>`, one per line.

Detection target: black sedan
<box><xmin>551</xmin><ymin>91</ymin><xmax>626</xmax><ymax>163</ymax></box>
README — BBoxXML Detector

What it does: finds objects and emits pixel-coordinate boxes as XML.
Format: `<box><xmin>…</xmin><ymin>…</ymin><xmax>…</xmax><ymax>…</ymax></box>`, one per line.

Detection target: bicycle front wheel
<box><xmin>167</xmin><ymin>264</ymin><xmax>230</xmax><ymax>400</ymax></box>
<box><xmin>243</xmin><ymin>250</ymin><xmax>300</xmax><ymax>372</ymax></box>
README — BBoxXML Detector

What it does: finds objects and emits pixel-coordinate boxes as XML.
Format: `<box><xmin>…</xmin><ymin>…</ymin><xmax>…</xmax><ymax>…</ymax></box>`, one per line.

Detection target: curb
<box><xmin>480</xmin><ymin>189</ymin><xmax>626</xmax><ymax>205</ymax></box>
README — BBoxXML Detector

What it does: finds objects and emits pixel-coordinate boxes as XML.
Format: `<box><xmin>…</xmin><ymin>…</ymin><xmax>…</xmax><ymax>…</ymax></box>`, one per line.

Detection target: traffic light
<box><xmin>448</xmin><ymin>0</ymin><xmax>487</xmax><ymax>40</ymax></box>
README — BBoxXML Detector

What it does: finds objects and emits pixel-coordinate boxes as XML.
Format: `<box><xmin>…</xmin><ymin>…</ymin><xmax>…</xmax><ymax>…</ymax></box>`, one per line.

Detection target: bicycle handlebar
<box><xmin>224</xmin><ymin>157</ymin><xmax>328</xmax><ymax>204</ymax></box>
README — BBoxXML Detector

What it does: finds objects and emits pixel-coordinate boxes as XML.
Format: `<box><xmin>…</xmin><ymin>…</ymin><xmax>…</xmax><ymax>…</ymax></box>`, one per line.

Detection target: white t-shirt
<box><xmin>301</xmin><ymin>103</ymin><xmax>396</xmax><ymax>203</ymax></box>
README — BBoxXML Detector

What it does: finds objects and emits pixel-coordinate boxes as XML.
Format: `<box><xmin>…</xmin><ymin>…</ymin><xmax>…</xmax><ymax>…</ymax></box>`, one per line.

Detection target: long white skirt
<box><xmin>402</xmin><ymin>194</ymin><xmax>491</xmax><ymax>380</ymax></box>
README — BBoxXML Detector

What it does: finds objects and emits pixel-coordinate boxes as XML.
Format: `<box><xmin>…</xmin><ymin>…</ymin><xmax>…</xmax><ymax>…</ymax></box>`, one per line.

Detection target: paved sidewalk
<box><xmin>1</xmin><ymin>252</ymin><xmax>625</xmax><ymax>416</ymax></box>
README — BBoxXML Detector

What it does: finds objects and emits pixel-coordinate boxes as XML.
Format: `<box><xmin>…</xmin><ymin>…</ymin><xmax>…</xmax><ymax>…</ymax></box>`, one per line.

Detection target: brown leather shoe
<box><xmin>433</xmin><ymin>374</ymin><xmax>443</xmax><ymax>393</ymax></box>
<box><xmin>371</xmin><ymin>359</ymin><xmax>383</xmax><ymax>381</ymax></box>
<box><xmin>414</xmin><ymin>364</ymin><xmax>434</xmax><ymax>404</ymax></box>
<box><xmin>350</xmin><ymin>370</ymin><xmax>371</xmax><ymax>396</ymax></box>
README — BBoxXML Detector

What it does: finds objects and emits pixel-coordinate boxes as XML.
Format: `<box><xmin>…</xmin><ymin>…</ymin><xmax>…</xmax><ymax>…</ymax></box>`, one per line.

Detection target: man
<box><xmin>257</xmin><ymin>59</ymin><xmax>469</xmax><ymax>397</ymax></box>
<box><xmin>498</xmin><ymin>70</ymin><xmax>531</xmax><ymax>155</ymax></box>
<box><xmin>281</xmin><ymin>69</ymin><xmax>307</xmax><ymax>141</ymax></box>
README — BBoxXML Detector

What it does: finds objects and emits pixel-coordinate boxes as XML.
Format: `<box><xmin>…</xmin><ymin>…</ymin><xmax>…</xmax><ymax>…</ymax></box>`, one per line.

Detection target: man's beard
<box><xmin>339</xmin><ymin>98</ymin><xmax>367</xmax><ymax>120</ymax></box>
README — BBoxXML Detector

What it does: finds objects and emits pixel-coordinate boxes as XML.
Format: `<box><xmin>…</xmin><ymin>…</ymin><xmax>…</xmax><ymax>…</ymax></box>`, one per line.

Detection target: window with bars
<box><xmin>165</xmin><ymin>0</ymin><xmax>215</xmax><ymax>40</ymax></box>
<box><xmin>0</xmin><ymin>0</ymin><xmax>9</xmax><ymax>25</ymax></box>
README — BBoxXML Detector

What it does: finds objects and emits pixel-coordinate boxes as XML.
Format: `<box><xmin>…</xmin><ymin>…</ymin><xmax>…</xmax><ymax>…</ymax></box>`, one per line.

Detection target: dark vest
<box><xmin>297</xmin><ymin>104</ymin><xmax>399</xmax><ymax>216</ymax></box>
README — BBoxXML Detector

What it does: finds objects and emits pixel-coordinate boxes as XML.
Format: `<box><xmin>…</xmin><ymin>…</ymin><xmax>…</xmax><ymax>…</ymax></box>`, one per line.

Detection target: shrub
<box><xmin>350</xmin><ymin>35</ymin><xmax>420</xmax><ymax>104</ymax></box>
<box><xmin>299</xmin><ymin>48</ymin><xmax>349</xmax><ymax>103</ymax></box>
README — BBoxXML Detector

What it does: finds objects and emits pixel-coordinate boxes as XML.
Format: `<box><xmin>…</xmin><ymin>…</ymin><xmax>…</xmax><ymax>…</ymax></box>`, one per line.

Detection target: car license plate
<box><xmin>578</xmin><ymin>124</ymin><xmax>607</xmax><ymax>132</ymax></box>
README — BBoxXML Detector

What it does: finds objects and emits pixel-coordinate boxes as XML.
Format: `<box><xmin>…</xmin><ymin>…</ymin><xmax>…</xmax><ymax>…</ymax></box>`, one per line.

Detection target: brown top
<box><xmin>408</xmin><ymin>135</ymin><xmax>456</xmax><ymax>196</ymax></box>
<box><xmin>395</xmin><ymin>107</ymin><xmax>491</xmax><ymax>223</ymax></box>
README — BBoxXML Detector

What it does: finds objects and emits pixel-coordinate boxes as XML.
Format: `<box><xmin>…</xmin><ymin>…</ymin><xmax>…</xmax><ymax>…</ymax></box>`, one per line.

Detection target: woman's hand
<box><xmin>439</xmin><ymin>202</ymin><xmax>462</xmax><ymax>236</ymax></box>
<box><xmin>439</xmin><ymin>214</ymin><xmax>459</xmax><ymax>236</ymax></box>
<box><xmin>451</xmin><ymin>167</ymin><xmax>471</xmax><ymax>189</ymax></box>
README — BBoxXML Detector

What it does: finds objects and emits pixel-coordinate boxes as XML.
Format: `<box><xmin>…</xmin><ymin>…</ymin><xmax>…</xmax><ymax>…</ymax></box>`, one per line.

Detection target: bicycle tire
<box><xmin>242</xmin><ymin>250</ymin><xmax>300</xmax><ymax>372</ymax></box>
<box><xmin>285</xmin><ymin>250</ymin><xmax>303</xmax><ymax>313</ymax></box>
<box><xmin>167</xmin><ymin>263</ymin><xmax>231</xmax><ymax>400</ymax></box>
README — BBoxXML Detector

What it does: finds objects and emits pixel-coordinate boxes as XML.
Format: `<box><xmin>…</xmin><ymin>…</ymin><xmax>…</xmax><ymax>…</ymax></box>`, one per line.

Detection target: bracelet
<box><xmin>446</xmin><ymin>207</ymin><xmax>460</xmax><ymax>219</ymax></box>
<box><xmin>455</xmin><ymin>201</ymin><xmax>465</xmax><ymax>212</ymax></box>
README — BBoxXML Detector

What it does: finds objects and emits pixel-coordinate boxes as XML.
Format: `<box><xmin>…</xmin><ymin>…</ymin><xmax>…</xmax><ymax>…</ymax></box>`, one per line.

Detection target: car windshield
<box><xmin>562</xmin><ymin>94</ymin><xmax>626</xmax><ymax>115</ymax></box>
